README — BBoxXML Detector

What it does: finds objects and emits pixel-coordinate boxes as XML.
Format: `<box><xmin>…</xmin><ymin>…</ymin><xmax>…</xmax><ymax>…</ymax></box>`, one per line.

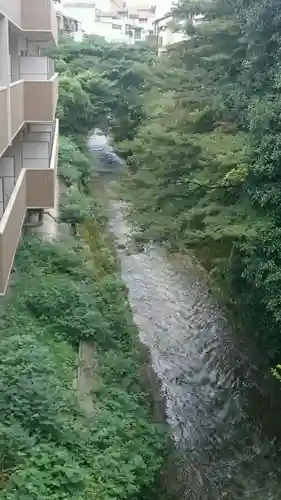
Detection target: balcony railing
<box><xmin>24</xmin><ymin>73</ymin><xmax>58</xmax><ymax>122</ymax></box>
<box><xmin>0</xmin><ymin>54</ymin><xmax>58</xmax><ymax>157</ymax></box>
<box><xmin>26</xmin><ymin>119</ymin><xmax>59</xmax><ymax>208</ymax></box>
<box><xmin>0</xmin><ymin>119</ymin><xmax>59</xmax><ymax>294</ymax></box>
<box><xmin>10</xmin><ymin>80</ymin><xmax>24</xmax><ymax>140</ymax></box>
<box><xmin>0</xmin><ymin>169</ymin><xmax>26</xmax><ymax>294</ymax></box>
<box><xmin>0</xmin><ymin>88</ymin><xmax>9</xmax><ymax>157</ymax></box>
<box><xmin>19</xmin><ymin>56</ymin><xmax>55</xmax><ymax>81</ymax></box>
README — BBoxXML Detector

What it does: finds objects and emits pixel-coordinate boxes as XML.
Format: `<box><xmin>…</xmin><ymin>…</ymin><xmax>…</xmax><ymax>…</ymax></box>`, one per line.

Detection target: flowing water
<box><xmin>89</xmin><ymin>134</ymin><xmax>281</xmax><ymax>500</ymax></box>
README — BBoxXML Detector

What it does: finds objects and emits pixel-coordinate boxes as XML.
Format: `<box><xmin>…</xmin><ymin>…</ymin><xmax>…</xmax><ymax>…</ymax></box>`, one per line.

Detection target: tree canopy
<box><xmin>50</xmin><ymin>15</ymin><xmax>281</xmax><ymax>362</ymax></box>
<box><xmin>108</xmin><ymin>0</ymin><xmax>281</xmax><ymax>363</ymax></box>
<box><xmin>50</xmin><ymin>37</ymin><xmax>155</xmax><ymax>140</ymax></box>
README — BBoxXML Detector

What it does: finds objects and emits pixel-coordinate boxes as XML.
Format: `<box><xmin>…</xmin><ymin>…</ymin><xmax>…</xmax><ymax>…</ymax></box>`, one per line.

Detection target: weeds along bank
<box><xmin>113</xmin><ymin>0</ymin><xmax>281</xmax><ymax>370</ymax></box>
<box><xmin>0</xmin><ymin>140</ymin><xmax>170</xmax><ymax>499</ymax></box>
<box><xmin>0</xmin><ymin>39</ymin><xmax>173</xmax><ymax>499</ymax></box>
<box><xmin>49</xmin><ymin>24</ymin><xmax>281</xmax><ymax>369</ymax></box>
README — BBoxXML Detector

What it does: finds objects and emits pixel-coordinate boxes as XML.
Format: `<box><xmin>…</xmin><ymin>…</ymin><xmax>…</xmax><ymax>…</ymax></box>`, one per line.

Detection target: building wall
<box><xmin>0</xmin><ymin>0</ymin><xmax>59</xmax><ymax>294</ymax></box>
<box><xmin>55</xmin><ymin>0</ymin><xmax>84</xmax><ymax>40</ymax></box>
<box><xmin>94</xmin><ymin>2</ymin><xmax>155</xmax><ymax>43</ymax></box>
<box><xmin>154</xmin><ymin>14</ymin><xmax>187</xmax><ymax>55</ymax></box>
<box><xmin>62</xmin><ymin>0</ymin><xmax>96</xmax><ymax>34</ymax></box>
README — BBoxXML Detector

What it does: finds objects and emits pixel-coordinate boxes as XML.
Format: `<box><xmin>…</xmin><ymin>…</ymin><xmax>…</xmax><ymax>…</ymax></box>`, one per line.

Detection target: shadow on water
<box><xmin>88</xmin><ymin>133</ymin><xmax>281</xmax><ymax>500</ymax></box>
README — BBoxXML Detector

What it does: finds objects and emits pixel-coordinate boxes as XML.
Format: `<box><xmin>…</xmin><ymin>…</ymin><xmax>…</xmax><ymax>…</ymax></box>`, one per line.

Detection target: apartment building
<box><xmin>153</xmin><ymin>12</ymin><xmax>186</xmax><ymax>55</ymax></box>
<box><xmin>55</xmin><ymin>0</ymin><xmax>84</xmax><ymax>41</ymax></box>
<box><xmin>0</xmin><ymin>0</ymin><xmax>59</xmax><ymax>294</ymax></box>
<box><xmin>57</xmin><ymin>13</ymin><xmax>83</xmax><ymax>41</ymax></box>
<box><xmin>61</xmin><ymin>0</ymin><xmax>96</xmax><ymax>34</ymax></box>
<box><xmin>94</xmin><ymin>2</ymin><xmax>156</xmax><ymax>43</ymax></box>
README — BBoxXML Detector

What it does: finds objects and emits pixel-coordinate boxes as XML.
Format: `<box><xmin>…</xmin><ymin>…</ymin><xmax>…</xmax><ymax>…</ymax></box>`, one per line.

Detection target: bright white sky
<box><xmin>127</xmin><ymin>0</ymin><xmax>172</xmax><ymax>17</ymax></box>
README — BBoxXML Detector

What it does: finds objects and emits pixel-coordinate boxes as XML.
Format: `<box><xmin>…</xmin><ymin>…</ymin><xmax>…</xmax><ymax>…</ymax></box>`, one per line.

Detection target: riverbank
<box><xmin>0</xmin><ymin>134</ymin><xmax>175</xmax><ymax>499</ymax></box>
<box><xmin>86</xmin><ymin>158</ymin><xmax>281</xmax><ymax>499</ymax></box>
<box><xmin>46</xmin><ymin>28</ymin><xmax>281</xmax><ymax>500</ymax></box>
<box><xmin>0</xmin><ymin>227</ymin><xmax>172</xmax><ymax>499</ymax></box>
<box><xmin>114</xmin><ymin>201</ymin><xmax>281</xmax><ymax>498</ymax></box>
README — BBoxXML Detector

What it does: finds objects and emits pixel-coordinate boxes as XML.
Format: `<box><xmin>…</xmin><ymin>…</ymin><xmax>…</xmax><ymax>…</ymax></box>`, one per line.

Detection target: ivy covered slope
<box><xmin>115</xmin><ymin>0</ymin><xmax>281</xmax><ymax>363</ymax></box>
<box><xmin>0</xmin><ymin>38</ymin><xmax>169</xmax><ymax>500</ymax></box>
<box><xmin>0</xmin><ymin>150</ymin><xmax>168</xmax><ymax>500</ymax></box>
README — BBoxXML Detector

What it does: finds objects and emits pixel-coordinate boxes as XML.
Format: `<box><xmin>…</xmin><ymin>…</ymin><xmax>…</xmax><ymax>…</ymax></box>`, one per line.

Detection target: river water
<box><xmin>89</xmin><ymin>134</ymin><xmax>281</xmax><ymax>500</ymax></box>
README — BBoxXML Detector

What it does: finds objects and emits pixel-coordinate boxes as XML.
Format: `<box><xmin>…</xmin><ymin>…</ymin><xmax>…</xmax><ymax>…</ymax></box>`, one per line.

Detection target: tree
<box><xmin>57</xmin><ymin>76</ymin><xmax>94</xmax><ymax>135</ymax></box>
<box><xmin>58</xmin><ymin>136</ymin><xmax>91</xmax><ymax>189</ymax></box>
<box><xmin>59</xmin><ymin>188</ymin><xmax>107</xmax><ymax>235</ymax></box>
<box><xmin>51</xmin><ymin>37</ymin><xmax>155</xmax><ymax>140</ymax></box>
<box><xmin>116</xmin><ymin>0</ymin><xmax>281</xmax><ymax>362</ymax></box>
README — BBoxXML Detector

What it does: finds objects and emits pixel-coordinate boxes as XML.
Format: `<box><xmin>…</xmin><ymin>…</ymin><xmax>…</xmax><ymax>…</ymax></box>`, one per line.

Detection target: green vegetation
<box><xmin>0</xmin><ymin>230</ymin><xmax>168</xmax><ymax>499</ymax></box>
<box><xmin>51</xmin><ymin>20</ymin><xmax>281</xmax><ymax>366</ymax></box>
<box><xmin>50</xmin><ymin>37</ymin><xmax>154</xmax><ymax>140</ymax></box>
<box><xmin>0</xmin><ymin>37</ymin><xmax>172</xmax><ymax>499</ymax></box>
<box><xmin>5</xmin><ymin>8</ymin><xmax>281</xmax><ymax>491</ymax></box>
<box><xmin>108</xmin><ymin>0</ymin><xmax>281</xmax><ymax>365</ymax></box>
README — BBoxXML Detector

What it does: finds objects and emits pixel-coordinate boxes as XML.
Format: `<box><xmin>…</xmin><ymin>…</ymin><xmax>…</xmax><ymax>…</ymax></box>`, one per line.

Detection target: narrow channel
<box><xmin>89</xmin><ymin>134</ymin><xmax>281</xmax><ymax>500</ymax></box>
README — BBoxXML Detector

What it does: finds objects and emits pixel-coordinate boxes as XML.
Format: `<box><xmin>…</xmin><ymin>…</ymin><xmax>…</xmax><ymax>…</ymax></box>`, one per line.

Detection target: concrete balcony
<box><xmin>0</xmin><ymin>87</ymin><xmax>9</xmax><ymax>157</ymax></box>
<box><xmin>8</xmin><ymin>56</ymin><xmax>58</xmax><ymax>126</ymax></box>
<box><xmin>0</xmin><ymin>169</ymin><xmax>26</xmax><ymax>294</ymax></box>
<box><xmin>10</xmin><ymin>80</ymin><xmax>24</xmax><ymax>140</ymax></box>
<box><xmin>0</xmin><ymin>0</ymin><xmax>58</xmax><ymax>43</ymax></box>
<box><xmin>0</xmin><ymin>55</ymin><xmax>58</xmax><ymax>158</ymax></box>
<box><xmin>19</xmin><ymin>56</ymin><xmax>55</xmax><ymax>82</ymax></box>
<box><xmin>22</xmin><ymin>0</ymin><xmax>58</xmax><ymax>43</ymax></box>
<box><xmin>0</xmin><ymin>1</ymin><xmax>22</xmax><ymax>28</ymax></box>
<box><xmin>19</xmin><ymin>55</ymin><xmax>58</xmax><ymax>122</ymax></box>
<box><xmin>24</xmin><ymin>73</ymin><xmax>58</xmax><ymax>122</ymax></box>
<box><xmin>25</xmin><ymin>121</ymin><xmax>59</xmax><ymax>208</ymax></box>
<box><xmin>0</xmin><ymin>119</ymin><xmax>59</xmax><ymax>294</ymax></box>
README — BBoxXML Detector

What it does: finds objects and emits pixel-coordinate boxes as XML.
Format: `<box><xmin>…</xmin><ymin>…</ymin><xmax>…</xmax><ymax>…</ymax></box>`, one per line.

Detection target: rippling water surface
<box><xmin>89</xmin><ymin>134</ymin><xmax>281</xmax><ymax>500</ymax></box>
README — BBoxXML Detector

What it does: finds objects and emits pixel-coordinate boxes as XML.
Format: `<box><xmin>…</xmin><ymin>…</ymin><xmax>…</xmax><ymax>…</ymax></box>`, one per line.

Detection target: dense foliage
<box><xmin>7</xmin><ymin>14</ymin><xmax>281</xmax><ymax>494</ymax></box>
<box><xmin>49</xmin><ymin>37</ymin><xmax>154</xmax><ymax>140</ymax></box>
<box><xmin>0</xmin><ymin>231</ymin><xmax>167</xmax><ymax>499</ymax></box>
<box><xmin>0</xmin><ymin>37</ymin><xmax>172</xmax><ymax>499</ymax></box>
<box><xmin>112</xmin><ymin>0</ymin><xmax>281</xmax><ymax>363</ymax></box>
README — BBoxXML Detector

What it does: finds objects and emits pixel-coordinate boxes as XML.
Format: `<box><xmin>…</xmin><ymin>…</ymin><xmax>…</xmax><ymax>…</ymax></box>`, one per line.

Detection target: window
<box><xmin>134</xmin><ymin>28</ymin><xmax>142</xmax><ymax>39</ymax></box>
<box><xmin>125</xmin><ymin>24</ymin><xmax>133</xmax><ymax>35</ymax></box>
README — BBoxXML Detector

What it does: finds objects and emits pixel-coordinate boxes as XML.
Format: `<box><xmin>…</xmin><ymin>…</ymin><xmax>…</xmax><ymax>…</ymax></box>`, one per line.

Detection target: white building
<box><xmin>94</xmin><ymin>3</ymin><xmax>156</xmax><ymax>43</ymax></box>
<box><xmin>54</xmin><ymin>0</ymin><xmax>84</xmax><ymax>40</ymax></box>
<box><xmin>153</xmin><ymin>12</ymin><xmax>187</xmax><ymax>55</ymax></box>
<box><xmin>61</xmin><ymin>0</ymin><xmax>96</xmax><ymax>34</ymax></box>
<box><xmin>56</xmin><ymin>0</ymin><xmax>156</xmax><ymax>43</ymax></box>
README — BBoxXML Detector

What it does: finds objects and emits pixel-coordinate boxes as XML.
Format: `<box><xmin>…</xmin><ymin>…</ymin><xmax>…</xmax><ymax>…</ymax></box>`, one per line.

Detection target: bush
<box><xmin>0</xmin><ymin>234</ymin><xmax>168</xmax><ymax>499</ymax></box>
<box><xmin>58</xmin><ymin>136</ymin><xmax>91</xmax><ymax>189</ymax></box>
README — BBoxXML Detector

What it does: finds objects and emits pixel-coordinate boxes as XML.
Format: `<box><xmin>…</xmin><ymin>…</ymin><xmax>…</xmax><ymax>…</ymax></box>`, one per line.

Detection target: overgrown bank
<box><xmin>0</xmin><ymin>146</ymin><xmax>172</xmax><ymax>499</ymax></box>
<box><xmin>48</xmin><ymin>22</ymin><xmax>281</xmax><ymax>367</ymax></box>
<box><xmin>0</xmin><ymin>228</ymin><xmax>170</xmax><ymax>498</ymax></box>
<box><xmin>0</xmin><ymin>38</ymin><xmax>173</xmax><ymax>500</ymax></box>
<box><xmin>114</xmin><ymin>1</ymin><xmax>281</xmax><ymax>367</ymax></box>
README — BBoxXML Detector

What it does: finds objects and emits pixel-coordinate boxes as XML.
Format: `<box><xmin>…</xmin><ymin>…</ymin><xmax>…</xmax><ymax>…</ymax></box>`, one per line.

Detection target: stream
<box><xmin>89</xmin><ymin>134</ymin><xmax>281</xmax><ymax>500</ymax></box>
